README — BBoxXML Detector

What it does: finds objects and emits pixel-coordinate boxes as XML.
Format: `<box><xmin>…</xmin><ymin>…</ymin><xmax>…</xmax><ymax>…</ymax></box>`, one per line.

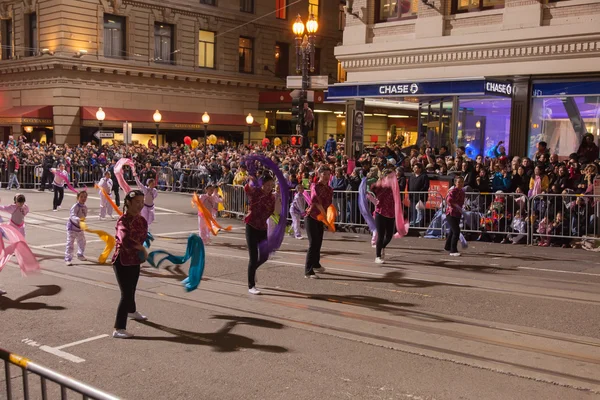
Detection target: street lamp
<box><xmin>202</xmin><ymin>111</ymin><xmax>210</xmax><ymax>146</ymax></box>
<box><xmin>96</xmin><ymin>107</ymin><xmax>105</xmax><ymax>130</ymax></box>
<box><xmin>246</xmin><ymin>113</ymin><xmax>254</xmax><ymax>145</ymax></box>
<box><xmin>153</xmin><ymin>110</ymin><xmax>162</xmax><ymax>146</ymax></box>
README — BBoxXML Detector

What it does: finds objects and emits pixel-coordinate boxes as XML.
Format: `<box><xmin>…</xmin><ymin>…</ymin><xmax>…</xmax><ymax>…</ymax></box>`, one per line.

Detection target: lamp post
<box><xmin>153</xmin><ymin>110</ymin><xmax>162</xmax><ymax>146</ymax></box>
<box><xmin>96</xmin><ymin>107</ymin><xmax>105</xmax><ymax>131</ymax></box>
<box><xmin>245</xmin><ymin>113</ymin><xmax>254</xmax><ymax>145</ymax></box>
<box><xmin>293</xmin><ymin>14</ymin><xmax>318</xmax><ymax>150</ymax></box>
<box><xmin>202</xmin><ymin>112</ymin><xmax>210</xmax><ymax>146</ymax></box>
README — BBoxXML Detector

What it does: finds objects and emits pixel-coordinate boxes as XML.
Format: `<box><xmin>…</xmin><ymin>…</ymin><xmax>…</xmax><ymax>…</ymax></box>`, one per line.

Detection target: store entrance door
<box><xmin>418</xmin><ymin>98</ymin><xmax>454</xmax><ymax>151</ymax></box>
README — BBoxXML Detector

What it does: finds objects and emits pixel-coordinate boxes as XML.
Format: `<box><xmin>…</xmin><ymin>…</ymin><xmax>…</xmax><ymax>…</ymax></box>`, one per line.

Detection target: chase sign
<box><xmin>378</xmin><ymin>83</ymin><xmax>420</xmax><ymax>95</ymax></box>
<box><xmin>485</xmin><ymin>81</ymin><xmax>513</xmax><ymax>97</ymax></box>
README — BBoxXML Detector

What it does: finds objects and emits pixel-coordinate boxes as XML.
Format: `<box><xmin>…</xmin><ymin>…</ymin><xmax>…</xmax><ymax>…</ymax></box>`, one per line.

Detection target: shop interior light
<box><xmin>364</xmin><ymin>113</ymin><xmax>373</xmax><ymax>117</ymax></box>
<box><xmin>374</xmin><ymin>113</ymin><xmax>388</xmax><ymax>117</ymax></box>
<box><xmin>24</xmin><ymin>126</ymin><xmax>33</xmax><ymax>133</ymax></box>
<box><xmin>313</xmin><ymin>110</ymin><xmax>332</xmax><ymax>113</ymax></box>
<box><xmin>475</xmin><ymin>120</ymin><xmax>481</xmax><ymax>128</ymax></box>
<box><xmin>334</xmin><ymin>111</ymin><xmax>345</xmax><ymax>114</ymax></box>
<box><xmin>388</xmin><ymin>115</ymin><xmax>409</xmax><ymax>118</ymax></box>
<box><xmin>276</xmin><ymin>110</ymin><xmax>292</xmax><ymax>114</ymax></box>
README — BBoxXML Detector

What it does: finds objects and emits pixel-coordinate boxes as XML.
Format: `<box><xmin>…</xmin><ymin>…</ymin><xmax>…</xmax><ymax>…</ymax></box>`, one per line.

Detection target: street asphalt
<box><xmin>0</xmin><ymin>189</ymin><xmax>599</xmax><ymax>400</ymax></box>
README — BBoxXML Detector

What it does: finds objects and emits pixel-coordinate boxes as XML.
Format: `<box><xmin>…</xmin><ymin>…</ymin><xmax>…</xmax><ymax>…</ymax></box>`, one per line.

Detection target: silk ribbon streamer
<box><xmin>114</xmin><ymin>158</ymin><xmax>135</xmax><ymax>194</ymax></box>
<box><xmin>381</xmin><ymin>172</ymin><xmax>409</xmax><ymax>238</ymax></box>
<box><xmin>79</xmin><ymin>221</ymin><xmax>115</xmax><ymax>264</ymax></box>
<box><xmin>243</xmin><ymin>155</ymin><xmax>290</xmax><ymax>265</ymax></box>
<box><xmin>95</xmin><ymin>184</ymin><xmax>123</xmax><ymax>216</ymax></box>
<box><xmin>52</xmin><ymin>170</ymin><xmax>81</xmax><ymax>194</ymax></box>
<box><xmin>358</xmin><ymin>178</ymin><xmax>377</xmax><ymax>233</ymax></box>
<box><xmin>304</xmin><ymin>184</ymin><xmax>336</xmax><ymax>233</ymax></box>
<box><xmin>192</xmin><ymin>193</ymin><xmax>232</xmax><ymax>235</ymax></box>
<box><xmin>147</xmin><ymin>234</ymin><xmax>206</xmax><ymax>292</ymax></box>
<box><xmin>0</xmin><ymin>224</ymin><xmax>40</xmax><ymax>276</ymax></box>
<box><xmin>144</xmin><ymin>232</ymin><xmax>155</xmax><ymax>249</ymax></box>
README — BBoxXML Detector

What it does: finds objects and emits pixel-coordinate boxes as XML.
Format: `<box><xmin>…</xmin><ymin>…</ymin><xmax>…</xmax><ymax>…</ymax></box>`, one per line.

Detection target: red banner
<box><xmin>426</xmin><ymin>180</ymin><xmax>450</xmax><ymax>209</ymax></box>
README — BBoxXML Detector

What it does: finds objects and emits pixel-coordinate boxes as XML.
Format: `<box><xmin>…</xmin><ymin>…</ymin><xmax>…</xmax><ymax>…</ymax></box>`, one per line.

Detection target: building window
<box><xmin>337</xmin><ymin>61</ymin><xmax>347</xmax><ymax>83</ymax></box>
<box><xmin>1</xmin><ymin>19</ymin><xmax>13</xmax><ymax>60</ymax></box>
<box><xmin>154</xmin><ymin>23</ymin><xmax>174</xmax><ymax>64</ymax></box>
<box><xmin>103</xmin><ymin>14</ymin><xmax>126</xmax><ymax>58</ymax></box>
<box><xmin>378</xmin><ymin>0</ymin><xmax>418</xmax><ymax>22</ymax></box>
<box><xmin>453</xmin><ymin>0</ymin><xmax>504</xmax><ymax>13</ymax></box>
<box><xmin>198</xmin><ymin>30</ymin><xmax>215</xmax><ymax>68</ymax></box>
<box><xmin>27</xmin><ymin>14</ymin><xmax>37</xmax><ymax>57</ymax></box>
<box><xmin>275</xmin><ymin>42</ymin><xmax>289</xmax><ymax>77</ymax></box>
<box><xmin>339</xmin><ymin>4</ymin><xmax>346</xmax><ymax>30</ymax></box>
<box><xmin>309</xmin><ymin>0</ymin><xmax>319</xmax><ymax>18</ymax></box>
<box><xmin>200</xmin><ymin>0</ymin><xmax>216</xmax><ymax>5</ymax></box>
<box><xmin>276</xmin><ymin>0</ymin><xmax>287</xmax><ymax>19</ymax></box>
<box><xmin>241</xmin><ymin>0</ymin><xmax>254</xmax><ymax>13</ymax></box>
<box><xmin>239</xmin><ymin>36</ymin><xmax>253</xmax><ymax>73</ymax></box>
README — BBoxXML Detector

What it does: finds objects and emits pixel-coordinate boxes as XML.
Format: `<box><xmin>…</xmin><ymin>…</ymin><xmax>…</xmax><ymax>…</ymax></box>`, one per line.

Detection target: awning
<box><xmin>81</xmin><ymin>107</ymin><xmax>261</xmax><ymax>132</ymax></box>
<box><xmin>0</xmin><ymin>106</ymin><xmax>53</xmax><ymax>125</ymax></box>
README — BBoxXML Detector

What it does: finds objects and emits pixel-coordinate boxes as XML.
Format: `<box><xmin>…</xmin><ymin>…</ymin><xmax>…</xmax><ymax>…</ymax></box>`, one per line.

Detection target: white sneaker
<box><xmin>77</xmin><ymin>255</ymin><xmax>87</xmax><ymax>261</ymax></box>
<box><xmin>57</xmin><ymin>206</ymin><xmax>61</xmax><ymax>210</ymax></box>
<box><xmin>0</xmin><ymin>289</ymin><xmax>6</xmax><ymax>295</ymax></box>
<box><xmin>304</xmin><ymin>274</ymin><xmax>319</xmax><ymax>279</ymax></box>
<box><xmin>112</xmin><ymin>329</ymin><xmax>134</xmax><ymax>339</ymax></box>
<box><xmin>371</xmin><ymin>244</ymin><xmax>376</xmax><ymax>248</ymax></box>
<box><xmin>99</xmin><ymin>217</ymin><xmax>106</xmax><ymax>221</ymax></box>
<box><xmin>295</xmin><ymin>236</ymin><xmax>303</xmax><ymax>240</ymax></box>
<box><xmin>110</xmin><ymin>215</ymin><xmax>116</xmax><ymax>219</ymax></box>
<box><xmin>52</xmin><ymin>209</ymin><xmax>57</xmax><ymax>212</ymax></box>
<box><xmin>128</xmin><ymin>311</ymin><xmax>148</xmax><ymax>321</ymax></box>
<box><xmin>248</xmin><ymin>287</ymin><xmax>261</xmax><ymax>295</ymax></box>
<box><xmin>375</xmin><ymin>257</ymin><xmax>385</xmax><ymax>264</ymax></box>
<box><xmin>65</xmin><ymin>260</ymin><xmax>72</xmax><ymax>266</ymax></box>
<box><xmin>450</xmin><ymin>252</ymin><xmax>461</xmax><ymax>257</ymax></box>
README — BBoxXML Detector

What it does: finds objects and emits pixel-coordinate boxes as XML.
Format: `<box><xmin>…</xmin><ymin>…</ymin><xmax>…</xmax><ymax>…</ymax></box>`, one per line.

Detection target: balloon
<box><xmin>191</xmin><ymin>139</ymin><xmax>199</xmax><ymax>149</ymax></box>
<box><xmin>184</xmin><ymin>136</ymin><xmax>192</xmax><ymax>145</ymax></box>
<box><xmin>208</xmin><ymin>135</ymin><xmax>217</xmax><ymax>145</ymax></box>
<box><xmin>262</xmin><ymin>138</ymin><xmax>270</xmax><ymax>147</ymax></box>
<box><xmin>274</xmin><ymin>137</ymin><xmax>282</xmax><ymax>146</ymax></box>
<box><xmin>465</xmin><ymin>144</ymin><xmax>479</xmax><ymax>160</ymax></box>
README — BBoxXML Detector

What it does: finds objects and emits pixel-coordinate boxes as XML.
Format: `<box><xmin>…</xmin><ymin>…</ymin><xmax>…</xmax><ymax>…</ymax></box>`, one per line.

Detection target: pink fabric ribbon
<box><xmin>53</xmin><ymin>170</ymin><xmax>82</xmax><ymax>194</ymax></box>
<box><xmin>0</xmin><ymin>224</ymin><xmax>40</xmax><ymax>276</ymax></box>
<box><xmin>114</xmin><ymin>158</ymin><xmax>136</xmax><ymax>194</ymax></box>
<box><xmin>381</xmin><ymin>172</ymin><xmax>409</xmax><ymax>238</ymax></box>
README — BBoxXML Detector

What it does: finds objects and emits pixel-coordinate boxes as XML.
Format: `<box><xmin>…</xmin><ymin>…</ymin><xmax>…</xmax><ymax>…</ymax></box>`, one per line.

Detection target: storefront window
<box><xmin>528</xmin><ymin>96</ymin><xmax>600</xmax><ymax>159</ymax></box>
<box><xmin>456</xmin><ymin>97</ymin><xmax>511</xmax><ymax>159</ymax></box>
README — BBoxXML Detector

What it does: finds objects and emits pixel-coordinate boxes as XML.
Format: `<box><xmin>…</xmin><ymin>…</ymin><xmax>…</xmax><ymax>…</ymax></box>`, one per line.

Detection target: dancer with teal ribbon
<box><xmin>147</xmin><ymin>234</ymin><xmax>206</xmax><ymax>292</ymax></box>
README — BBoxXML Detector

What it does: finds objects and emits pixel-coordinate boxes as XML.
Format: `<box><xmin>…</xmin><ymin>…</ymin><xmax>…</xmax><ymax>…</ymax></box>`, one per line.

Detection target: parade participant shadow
<box><xmin>211</xmin><ymin>242</ymin><xmax>248</xmax><ymax>252</ymax></box>
<box><xmin>32</xmin><ymin>254</ymin><xmax>69</xmax><ymax>262</ymax></box>
<box><xmin>0</xmin><ymin>285</ymin><xmax>65</xmax><ymax>311</ymax></box>
<box><xmin>133</xmin><ymin>315</ymin><xmax>288</xmax><ymax>353</ymax></box>
<box><xmin>406</xmin><ymin>258</ymin><xmax>508</xmax><ymax>273</ymax></box>
<box><xmin>319</xmin><ymin>270</ymin><xmax>451</xmax><ymax>289</ymax></box>
<box><xmin>140</xmin><ymin>265</ymin><xmax>188</xmax><ymax>280</ymax></box>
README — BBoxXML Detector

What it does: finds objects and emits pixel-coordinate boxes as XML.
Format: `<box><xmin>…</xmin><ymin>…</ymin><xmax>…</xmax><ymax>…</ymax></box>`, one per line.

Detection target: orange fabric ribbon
<box><xmin>95</xmin><ymin>184</ymin><xmax>123</xmax><ymax>216</ymax></box>
<box><xmin>192</xmin><ymin>193</ymin><xmax>232</xmax><ymax>235</ymax></box>
<box><xmin>317</xmin><ymin>204</ymin><xmax>337</xmax><ymax>233</ymax></box>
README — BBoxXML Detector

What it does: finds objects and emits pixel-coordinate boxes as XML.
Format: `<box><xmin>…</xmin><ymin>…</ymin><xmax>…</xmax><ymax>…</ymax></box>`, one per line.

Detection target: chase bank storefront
<box><xmin>327</xmin><ymin>79</ymin><xmax>515</xmax><ymax>159</ymax></box>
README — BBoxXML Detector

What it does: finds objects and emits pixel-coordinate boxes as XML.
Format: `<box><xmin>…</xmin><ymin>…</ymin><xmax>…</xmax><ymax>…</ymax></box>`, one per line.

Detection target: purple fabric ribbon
<box><xmin>244</xmin><ymin>155</ymin><xmax>289</xmax><ymax>266</ymax></box>
<box><xmin>53</xmin><ymin>170</ymin><xmax>83</xmax><ymax>194</ymax></box>
<box><xmin>358</xmin><ymin>177</ymin><xmax>377</xmax><ymax>233</ymax></box>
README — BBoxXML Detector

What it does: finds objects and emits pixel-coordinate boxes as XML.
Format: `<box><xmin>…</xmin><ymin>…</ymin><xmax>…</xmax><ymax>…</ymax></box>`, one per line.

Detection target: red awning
<box><xmin>81</xmin><ymin>107</ymin><xmax>260</xmax><ymax>127</ymax></box>
<box><xmin>0</xmin><ymin>106</ymin><xmax>53</xmax><ymax>124</ymax></box>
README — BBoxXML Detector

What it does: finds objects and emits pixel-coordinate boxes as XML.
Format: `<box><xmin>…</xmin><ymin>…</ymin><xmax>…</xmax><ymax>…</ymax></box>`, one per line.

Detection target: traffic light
<box><xmin>290</xmin><ymin>135</ymin><xmax>303</xmax><ymax>148</ymax></box>
<box><xmin>291</xmin><ymin>97</ymin><xmax>303</xmax><ymax>127</ymax></box>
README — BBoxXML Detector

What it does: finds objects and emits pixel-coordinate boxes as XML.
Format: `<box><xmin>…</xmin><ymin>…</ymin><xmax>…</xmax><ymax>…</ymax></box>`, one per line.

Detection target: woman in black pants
<box><xmin>111</xmin><ymin>190</ymin><xmax>149</xmax><ymax>339</ymax></box>
<box><xmin>244</xmin><ymin>174</ymin><xmax>279</xmax><ymax>295</ymax></box>
<box><xmin>305</xmin><ymin>166</ymin><xmax>333</xmax><ymax>278</ymax></box>
<box><xmin>445</xmin><ymin>176</ymin><xmax>465</xmax><ymax>256</ymax></box>
<box><xmin>50</xmin><ymin>164</ymin><xmax>67</xmax><ymax>211</ymax></box>
<box><xmin>371</xmin><ymin>169</ymin><xmax>396</xmax><ymax>264</ymax></box>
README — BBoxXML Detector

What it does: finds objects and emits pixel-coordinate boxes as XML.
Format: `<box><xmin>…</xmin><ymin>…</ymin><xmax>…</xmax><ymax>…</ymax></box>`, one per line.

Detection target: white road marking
<box><xmin>39</xmin><ymin>345</ymin><xmax>85</xmax><ymax>363</ymax></box>
<box><xmin>517</xmin><ymin>266</ymin><xmax>600</xmax><ymax>277</ymax></box>
<box><xmin>54</xmin><ymin>334</ymin><xmax>109</xmax><ymax>350</ymax></box>
<box><xmin>64</xmin><ymin>192</ymin><xmax>186</xmax><ymax>215</ymax></box>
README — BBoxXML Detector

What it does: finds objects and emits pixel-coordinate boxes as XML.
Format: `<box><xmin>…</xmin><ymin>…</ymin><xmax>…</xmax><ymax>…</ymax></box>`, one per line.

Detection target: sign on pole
<box><xmin>93</xmin><ymin>130</ymin><xmax>115</xmax><ymax>140</ymax></box>
<box><xmin>287</xmin><ymin>75</ymin><xmax>329</xmax><ymax>89</ymax></box>
<box><xmin>123</xmin><ymin>122</ymin><xmax>132</xmax><ymax>144</ymax></box>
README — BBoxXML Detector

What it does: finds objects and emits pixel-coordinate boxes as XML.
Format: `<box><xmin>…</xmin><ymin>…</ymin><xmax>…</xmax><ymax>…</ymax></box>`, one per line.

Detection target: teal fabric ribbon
<box><xmin>147</xmin><ymin>234</ymin><xmax>206</xmax><ymax>292</ymax></box>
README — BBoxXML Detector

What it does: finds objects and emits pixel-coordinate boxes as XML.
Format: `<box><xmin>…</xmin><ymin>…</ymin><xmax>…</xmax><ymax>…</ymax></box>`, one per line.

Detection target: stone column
<box><xmin>503</xmin><ymin>0</ymin><xmax>542</xmax><ymax>30</ymax></box>
<box><xmin>52</xmin><ymin>88</ymin><xmax>82</xmax><ymax>145</ymax></box>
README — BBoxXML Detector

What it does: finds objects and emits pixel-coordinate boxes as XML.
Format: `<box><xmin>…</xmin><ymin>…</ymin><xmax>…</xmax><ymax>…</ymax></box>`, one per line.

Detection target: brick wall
<box><xmin>543</xmin><ymin>2</ymin><xmax>600</xmax><ymax>25</ymax></box>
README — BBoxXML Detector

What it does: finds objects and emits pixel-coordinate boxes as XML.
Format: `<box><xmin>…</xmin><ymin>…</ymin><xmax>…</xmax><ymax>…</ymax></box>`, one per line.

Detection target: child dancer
<box><xmin>51</xmin><ymin>164</ymin><xmax>67</xmax><ymax>211</ymax></box>
<box><xmin>134</xmin><ymin>173</ymin><xmax>158</xmax><ymax>226</ymax></box>
<box><xmin>289</xmin><ymin>184</ymin><xmax>307</xmax><ymax>239</ymax></box>
<box><xmin>112</xmin><ymin>189</ymin><xmax>149</xmax><ymax>339</ymax></box>
<box><xmin>65</xmin><ymin>191</ymin><xmax>88</xmax><ymax>266</ymax></box>
<box><xmin>98</xmin><ymin>171</ymin><xmax>114</xmax><ymax>220</ymax></box>
<box><xmin>0</xmin><ymin>193</ymin><xmax>29</xmax><ymax>237</ymax></box>
<box><xmin>197</xmin><ymin>185</ymin><xmax>222</xmax><ymax>244</ymax></box>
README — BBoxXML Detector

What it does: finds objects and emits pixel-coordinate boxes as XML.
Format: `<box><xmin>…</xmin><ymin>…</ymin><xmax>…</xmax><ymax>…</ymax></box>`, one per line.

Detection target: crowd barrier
<box><xmin>1</xmin><ymin>348</ymin><xmax>118</xmax><ymax>400</ymax></box>
<box><xmin>0</xmin><ymin>164</ymin><xmax>42</xmax><ymax>189</ymax></box>
<box><xmin>218</xmin><ymin>184</ymin><xmax>600</xmax><ymax>246</ymax></box>
<box><xmin>172</xmin><ymin>168</ymin><xmax>210</xmax><ymax>193</ymax></box>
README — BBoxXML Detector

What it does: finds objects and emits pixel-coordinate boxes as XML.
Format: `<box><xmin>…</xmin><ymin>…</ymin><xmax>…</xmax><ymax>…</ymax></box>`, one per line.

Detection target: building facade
<box><xmin>0</xmin><ymin>0</ymin><xmax>342</xmax><ymax>145</ymax></box>
<box><xmin>332</xmin><ymin>0</ymin><xmax>600</xmax><ymax>159</ymax></box>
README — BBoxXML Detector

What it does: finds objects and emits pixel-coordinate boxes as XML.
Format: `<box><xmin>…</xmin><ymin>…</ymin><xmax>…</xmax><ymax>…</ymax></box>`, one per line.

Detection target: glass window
<box><xmin>241</xmin><ymin>0</ymin><xmax>254</xmax><ymax>13</ymax></box>
<box><xmin>275</xmin><ymin>42</ymin><xmax>289</xmax><ymax>77</ymax></box>
<box><xmin>379</xmin><ymin>0</ymin><xmax>418</xmax><ymax>22</ymax></box>
<box><xmin>28</xmin><ymin>14</ymin><xmax>37</xmax><ymax>57</ymax></box>
<box><xmin>1</xmin><ymin>19</ymin><xmax>12</xmax><ymax>60</ymax></box>
<box><xmin>198</xmin><ymin>30</ymin><xmax>215</xmax><ymax>68</ymax></box>
<box><xmin>456</xmin><ymin>97</ymin><xmax>511</xmax><ymax>159</ymax></box>
<box><xmin>528</xmin><ymin>96</ymin><xmax>600</xmax><ymax>159</ymax></box>
<box><xmin>276</xmin><ymin>0</ymin><xmax>287</xmax><ymax>19</ymax></box>
<box><xmin>309</xmin><ymin>0</ymin><xmax>319</xmax><ymax>18</ymax></box>
<box><xmin>200</xmin><ymin>0</ymin><xmax>216</xmax><ymax>5</ymax></box>
<box><xmin>104</xmin><ymin>14</ymin><xmax>125</xmax><ymax>58</ymax></box>
<box><xmin>239</xmin><ymin>36</ymin><xmax>253</xmax><ymax>73</ymax></box>
<box><xmin>337</xmin><ymin>61</ymin><xmax>347</xmax><ymax>83</ymax></box>
<box><xmin>454</xmin><ymin>0</ymin><xmax>504</xmax><ymax>13</ymax></box>
<box><xmin>154</xmin><ymin>23</ymin><xmax>174</xmax><ymax>64</ymax></box>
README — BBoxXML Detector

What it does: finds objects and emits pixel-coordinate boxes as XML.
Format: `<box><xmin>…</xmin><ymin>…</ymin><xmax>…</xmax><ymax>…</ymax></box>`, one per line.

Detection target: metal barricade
<box><xmin>1</xmin><ymin>164</ymin><xmax>40</xmax><ymax>189</ymax></box>
<box><xmin>74</xmin><ymin>165</ymin><xmax>105</xmax><ymax>187</ymax></box>
<box><xmin>1</xmin><ymin>347</ymin><xmax>118</xmax><ymax>400</ymax></box>
<box><xmin>221</xmin><ymin>184</ymin><xmax>247</xmax><ymax>217</ymax></box>
<box><xmin>405</xmin><ymin>190</ymin><xmax>445</xmax><ymax>235</ymax></box>
<box><xmin>454</xmin><ymin>191</ymin><xmax>530</xmax><ymax>244</ymax></box>
<box><xmin>172</xmin><ymin>168</ymin><xmax>210</xmax><ymax>193</ymax></box>
<box><xmin>529</xmin><ymin>193</ymin><xmax>600</xmax><ymax>247</ymax></box>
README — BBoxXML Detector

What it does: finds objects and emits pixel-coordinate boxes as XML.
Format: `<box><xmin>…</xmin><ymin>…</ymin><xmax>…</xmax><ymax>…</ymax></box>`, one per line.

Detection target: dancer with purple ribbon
<box><xmin>370</xmin><ymin>169</ymin><xmax>397</xmax><ymax>264</ymax></box>
<box><xmin>305</xmin><ymin>166</ymin><xmax>333</xmax><ymax>279</ymax></box>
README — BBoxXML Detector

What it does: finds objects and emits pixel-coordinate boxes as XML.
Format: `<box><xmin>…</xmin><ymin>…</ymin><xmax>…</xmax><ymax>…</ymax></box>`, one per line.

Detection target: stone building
<box><xmin>331</xmin><ymin>0</ymin><xmax>600</xmax><ymax>158</ymax></box>
<box><xmin>0</xmin><ymin>0</ymin><xmax>343</xmax><ymax>145</ymax></box>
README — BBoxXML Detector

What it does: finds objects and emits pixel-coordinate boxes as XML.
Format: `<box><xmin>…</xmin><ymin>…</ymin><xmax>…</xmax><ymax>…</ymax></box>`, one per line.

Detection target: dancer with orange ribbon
<box><xmin>98</xmin><ymin>171</ymin><xmax>116</xmax><ymax>220</ymax></box>
<box><xmin>192</xmin><ymin>192</ymin><xmax>231</xmax><ymax>238</ymax></box>
<box><xmin>195</xmin><ymin>185</ymin><xmax>224</xmax><ymax>244</ymax></box>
